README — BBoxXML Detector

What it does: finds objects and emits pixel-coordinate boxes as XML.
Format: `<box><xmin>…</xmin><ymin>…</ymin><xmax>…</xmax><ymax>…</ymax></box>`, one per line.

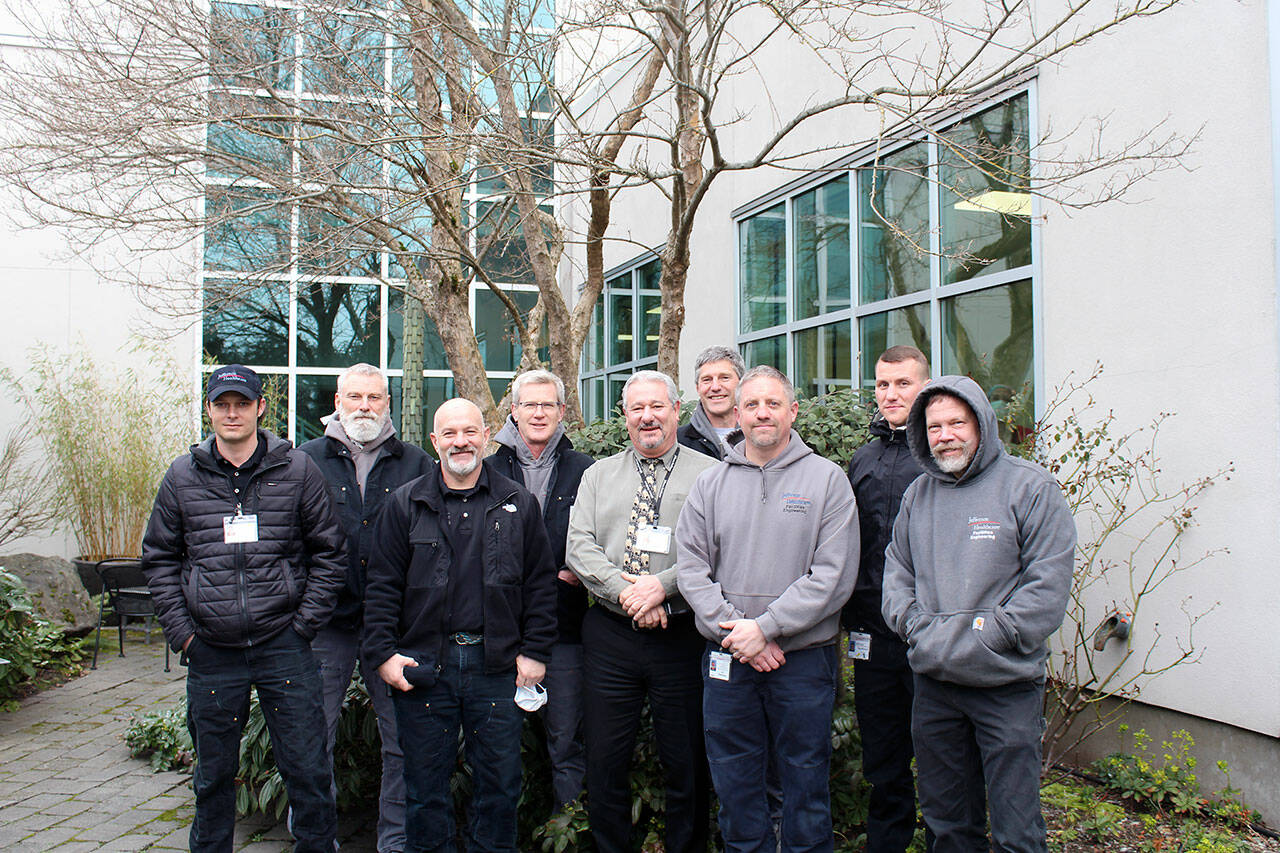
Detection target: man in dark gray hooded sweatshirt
<box><xmin>882</xmin><ymin>375</ymin><xmax>1076</xmax><ymax>853</ymax></box>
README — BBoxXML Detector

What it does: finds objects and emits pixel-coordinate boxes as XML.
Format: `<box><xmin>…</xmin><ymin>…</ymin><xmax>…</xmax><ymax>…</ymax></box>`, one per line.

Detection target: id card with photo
<box><xmin>223</xmin><ymin>514</ymin><xmax>259</xmax><ymax>544</ymax></box>
<box><xmin>635</xmin><ymin>524</ymin><xmax>672</xmax><ymax>554</ymax></box>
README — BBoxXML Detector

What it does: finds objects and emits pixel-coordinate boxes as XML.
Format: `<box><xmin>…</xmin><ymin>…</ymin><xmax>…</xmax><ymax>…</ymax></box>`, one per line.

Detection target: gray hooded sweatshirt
<box><xmin>881</xmin><ymin>375</ymin><xmax>1076</xmax><ymax>687</ymax></box>
<box><xmin>676</xmin><ymin>430</ymin><xmax>859</xmax><ymax>652</ymax></box>
<box><xmin>492</xmin><ymin>416</ymin><xmax>563</xmax><ymax>510</ymax></box>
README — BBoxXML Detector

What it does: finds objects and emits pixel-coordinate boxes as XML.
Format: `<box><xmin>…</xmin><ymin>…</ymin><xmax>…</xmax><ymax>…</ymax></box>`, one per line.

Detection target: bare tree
<box><xmin>0</xmin><ymin>429</ymin><xmax>65</xmax><ymax>554</ymax></box>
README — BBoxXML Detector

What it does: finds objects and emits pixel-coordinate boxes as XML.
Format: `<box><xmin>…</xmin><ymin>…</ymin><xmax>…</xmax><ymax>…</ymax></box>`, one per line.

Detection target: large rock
<box><xmin>0</xmin><ymin>553</ymin><xmax>98</xmax><ymax>635</ymax></box>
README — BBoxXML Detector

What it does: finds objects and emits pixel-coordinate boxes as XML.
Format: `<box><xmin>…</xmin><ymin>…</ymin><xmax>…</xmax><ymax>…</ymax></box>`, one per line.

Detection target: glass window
<box><xmin>207</xmin><ymin>94</ymin><xmax>292</xmax><ymax>180</ymax></box>
<box><xmin>388</xmin><ymin>287</ymin><xmax>448</xmax><ymax>371</ymax></box>
<box><xmin>859</xmin><ymin>143</ymin><xmax>930</xmax><ymax>302</ymax></box>
<box><xmin>608</xmin><ymin>373</ymin><xmax>629</xmax><ymax>413</ymax></box>
<box><xmin>474</xmin><ymin>200</ymin><xmax>540</xmax><ymax>284</ymax></box>
<box><xmin>202</xmin><ymin>281</ymin><xmax>290</xmax><ymax>366</ymax></box>
<box><xmin>609</xmin><ymin>291</ymin><xmax>633</xmax><ymax>365</ymax></box>
<box><xmin>639</xmin><ymin>294</ymin><xmax>661</xmax><ymax>360</ymax></box>
<box><xmin>203</xmin><ymin>188</ymin><xmax>291</xmax><ymax>273</ymax></box>
<box><xmin>475</xmin><ymin>288</ymin><xmax>540</xmax><ymax>371</ymax></box>
<box><xmin>858</xmin><ymin>305</ymin><xmax>931</xmax><ymax>392</ymax></box>
<box><xmin>302</xmin><ymin>13</ymin><xmax>386</xmax><ymax>96</ymax></box>
<box><xmin>795</xmin><ymin>321</ymin><xmax>852</xmax><ymax>398</ymax></box>
<box><xmin>940</xmin><ymin>96</ymin><xmax>1031</xmax><ymax>284</ymax></box>
<box><xmin>743</xmin><ymin>335</ymin><xmax>785</xmax><ymax>372</ymax></box>
<box><xmin>296</xmin><ymin>283</ymin><xmax>382</xmax><ymax>368</ymax></box>
<box><xmin>583</xmin><ymin>376</ymin><xmax>606</xmax><ymax>422</ymax></box>
<box><xmin>584</xmin><ymin>299</ymin><xmax>604</xmax><ymax>372</ymax></box>
<box><xmin>294</xmin><ymin>374</ymin><xmax>338</xmax><ymax>445</ymax></box>
<box><xmin>298</xmin><ymin>202</ymin><xmax>382</xmax><ymax>278</ymax></box>
<box><xmin>258</xmin><ymin>373</ymin><xmax>290</xmax><ymax>437</ymax></box>
<box><xmin>739</xmin><ymin>204</ymin><xmax>786</xmax><ymax>333</ymax></box>
<box><xmin>794</xmin><ymin>177</ymin><xmax>850</xmax><ymax>320</ymax></box>
<box><xmin>941</xmin><ymin>279</ymin><xmax>1034</xmax><ymax>441</ymax></box>
<box><xmin>209</xmin><ymin>2</ymin><xmax>294</xmax><ymax>91</ymax></box>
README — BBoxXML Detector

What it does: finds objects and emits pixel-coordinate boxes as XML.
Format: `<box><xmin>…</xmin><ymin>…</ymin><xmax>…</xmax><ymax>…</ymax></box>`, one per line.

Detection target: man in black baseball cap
<box><xmin>142</xmin><ymin>363</ymin><xmax>346</xmax><ymax>851</ymax></box>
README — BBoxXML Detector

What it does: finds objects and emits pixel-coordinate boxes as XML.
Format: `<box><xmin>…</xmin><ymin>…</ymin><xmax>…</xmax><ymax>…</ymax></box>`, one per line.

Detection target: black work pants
<box><xmin>582</xmin><ymin>607</ymin><xmax>710</xmax><ymax>853</ymax></box>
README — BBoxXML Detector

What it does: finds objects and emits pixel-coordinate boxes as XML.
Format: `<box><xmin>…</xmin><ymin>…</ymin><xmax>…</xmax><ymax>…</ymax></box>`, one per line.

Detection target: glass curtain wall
<box><xmin>579</xmin><ymin>255</ymin><xmax>662</xmax><ymax>421</ymax></box>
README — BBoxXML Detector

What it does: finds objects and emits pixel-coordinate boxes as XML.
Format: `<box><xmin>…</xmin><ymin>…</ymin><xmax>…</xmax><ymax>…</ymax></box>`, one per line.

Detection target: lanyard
<box><xmin>634</xmin><ymin>447</ymin><xmax>678</xmax><ymax>518</ymax></box>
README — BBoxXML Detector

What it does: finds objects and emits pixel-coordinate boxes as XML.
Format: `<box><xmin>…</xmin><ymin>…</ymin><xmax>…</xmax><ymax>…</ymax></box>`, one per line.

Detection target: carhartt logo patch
<box><xmin>781</xmin><ymin>492</ymin><xmax>812</xmax><ymax>514</ymax></box>
<box><xmin>968</xmin><ymin>516</ymin><xmax>1000</xmax><ymax>541</ymax></box>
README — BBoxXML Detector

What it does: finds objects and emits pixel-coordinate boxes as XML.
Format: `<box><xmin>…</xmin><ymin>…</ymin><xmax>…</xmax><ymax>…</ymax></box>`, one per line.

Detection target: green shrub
<box><xmin>0</xmin><ymin>569</ymin><xmax>87</xmax><ymax>711</ymax></box>
<box><xmin>125</xmin><ymin>700</ymin><xmax>194</xmax><ymax>771</ymax></box>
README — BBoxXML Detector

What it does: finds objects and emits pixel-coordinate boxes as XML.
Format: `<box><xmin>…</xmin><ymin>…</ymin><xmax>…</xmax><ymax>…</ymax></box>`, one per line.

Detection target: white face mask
<box><xmin>514</xmin><ymin>682</ymin><xmax>547</xmax><ymax>712</ymax></box>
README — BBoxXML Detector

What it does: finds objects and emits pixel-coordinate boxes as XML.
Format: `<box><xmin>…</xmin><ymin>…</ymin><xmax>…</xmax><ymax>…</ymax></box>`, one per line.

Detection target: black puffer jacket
<box><xmin>485</xmin><ymin>432</ymin><xmax>594</xmax><ymax>643</ymax></box>
<box><xmin>843</xmin><ymin>416</ymin><xmax>923</xmax><ymax>639</ymax></box>
<box><xmin>298</xmin><ymin>433</ymin><xmax>435</xmax><ymax>632</ymax></box>
<box><xmin>142</xmin><ymin>431</ymin><xmax>347</xmax><ymax>652</ymax></box>
<box><xmin>362</xmin><ymin>466</ymin><xmax>557</xmax><ymax>681</ymax></box>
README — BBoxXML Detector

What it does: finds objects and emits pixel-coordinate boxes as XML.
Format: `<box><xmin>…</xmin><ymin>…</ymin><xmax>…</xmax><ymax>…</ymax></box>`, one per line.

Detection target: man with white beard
<box><xmin>298</xmin><ymin>363</ymin><xmax>433</xmax><ymax>853</ymax></box>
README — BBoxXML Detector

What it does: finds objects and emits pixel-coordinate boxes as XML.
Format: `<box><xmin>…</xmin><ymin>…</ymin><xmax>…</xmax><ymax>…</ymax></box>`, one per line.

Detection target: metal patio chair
<box><xmin>91</xmin><ymin>558</ymin><xmax>169</xmax><ymax>672</ymax></box>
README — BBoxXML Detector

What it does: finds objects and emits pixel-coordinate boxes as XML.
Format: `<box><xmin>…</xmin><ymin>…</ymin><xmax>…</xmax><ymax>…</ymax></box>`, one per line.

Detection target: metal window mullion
<box><xmin>927</xmin><ymin>138</ymin><xmax>942</xmax><ymax>377</ymax></box>
<box><xmin>847</xmin><ymin>167</ymin><xmax>860</xmax><ymax>382</ymax></box>
<box><xmin>1028</xmin><ymin>81</ymin><xmax>1045</xmax><ymax>422</ymax></box>
<box><xmin>783</xmin><ymin>195</ymin><xmax>795</xmax><ymax>375</ymax></box>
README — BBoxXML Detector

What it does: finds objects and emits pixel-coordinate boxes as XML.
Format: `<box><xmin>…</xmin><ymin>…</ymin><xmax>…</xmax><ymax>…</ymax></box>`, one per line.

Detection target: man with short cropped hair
<box><xmin>486</xmin><ymin>369</ymin><xmax>594</xmax><ymax>808</ymax></box>
<box><xmin>363</xmin><ymin>398</ymin><xmax>556</xmax><ymax>852</ymax></box>
<box><xmin>567</xmin><ymin>370</ymin><xmax>717</xmax><ymax>853</ymax></box>
<box><xmin>299</xmin><ymin>363</ymin><xmax>433</xmax><ymax>853</ymax></box>
<box><xmin>882</xmin><ymin>376</ymin><xmax>1077</xmax><ymax>853</ymax></box>
<box><xmin>678</xmin><ymin>345</ymin><xmax>745</xmax><ymax>459</ymax></box>
<box><xmin>844</xmin><ymin>344</ymin><xmax>932</xmax><ymax>853</ymax></box>
<box><xmin>143</xmin><ymin>364</ymin><xmax>346</xmax><ymax>853</ymax></box>
<box><xmin>677</xmin><ymin>365</ymin><xmax>859</xmax><ymax>852</ymax></box>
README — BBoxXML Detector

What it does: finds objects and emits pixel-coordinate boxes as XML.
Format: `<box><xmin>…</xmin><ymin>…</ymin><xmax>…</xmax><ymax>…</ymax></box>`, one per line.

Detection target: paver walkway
<box><xmin>0</xmin><ymin>635</ymin><xmax>376</xmax><ymax>851</ymax></box>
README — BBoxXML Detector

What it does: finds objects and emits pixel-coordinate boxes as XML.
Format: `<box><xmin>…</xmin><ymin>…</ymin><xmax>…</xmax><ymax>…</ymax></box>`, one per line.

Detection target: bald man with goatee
<box><xmin>362</xmin><ymin>398</ymin><xmax>557</xmax><ymax>852</ymax></box>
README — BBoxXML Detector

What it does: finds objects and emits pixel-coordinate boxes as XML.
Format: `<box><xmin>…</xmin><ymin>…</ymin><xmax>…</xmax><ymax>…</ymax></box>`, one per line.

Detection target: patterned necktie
<box><xmin>622</xmin><ymin>458</ymin><xmax>662</xmax><ymax>575</ymax></box>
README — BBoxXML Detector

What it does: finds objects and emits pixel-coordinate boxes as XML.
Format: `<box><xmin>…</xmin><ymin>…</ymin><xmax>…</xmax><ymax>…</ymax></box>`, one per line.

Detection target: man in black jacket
<box><xmin>142</xmin><ymin>364</ymin><xmax>346</xmax><ymax>853</ymax></box>
<box><xmin>363</xmin><ymin>398</ymin><xmax>557</xmax><ymax>853</ymax></box>
<box><xmin>676</xmin><ymin>345</ymin><xmax>744</xmax><ymax>459</ymax></box>
<box><xmin>844</xmin><ymin>345</ymin><xmax>932</xmax><ymax>853</ymax></box>
<box><xmin>299</xmin><ymin>363</ymin><xmax>433</xmax><ymax>853</ymax></box>
<box><xmin>486</xmin><ymin>369</ymin><xmax>594</xmax><ymax>808</ymax></box>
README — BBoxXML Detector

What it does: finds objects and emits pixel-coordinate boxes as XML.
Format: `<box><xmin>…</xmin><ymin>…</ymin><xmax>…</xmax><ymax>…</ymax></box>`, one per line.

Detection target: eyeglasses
<box><xmin>517</xmin><ymin>401</ymin><xmax>562</xmax><ymax>413</ymax></box>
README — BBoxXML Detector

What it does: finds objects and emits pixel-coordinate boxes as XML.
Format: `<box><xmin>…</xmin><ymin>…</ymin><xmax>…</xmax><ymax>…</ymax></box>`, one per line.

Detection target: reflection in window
<box><xmin>941</xmin><ymin>279</ymin><xmax>1034</xmax><ymax>441</ymax></box>
<box><xmin>740</xmin><ymin>204</ymin><xmax>786</xmax><ymax>333</ymax></box>
<box><xmin>203</xmin><ymin>281</ymin><xmax>290</xmax><ymax>365</ymax></box>
<box><xmin>387</xmin><ymin>287</ymin><xmax>448</xmax><ymax>371</ymax></box>
<box><xmin>296</xmin><ymin>282</ymin><xmax>381</xmax><ymax>368</ymax></box>
<box><xmin>209</xmin><ymin>2</ymin><xmax>294</xmax><ymax>91</ymax></box>
<box><xmin>297</xmin><ymin>101</ymin><xmax>386</xmax><ymax>188</ymax></box>
<box><xmin>794</xmin><ymin>177</ymin><xmax>850</xmax><ymax>320</ymax></box>
<box><xmin>743</xmin><ymin>335</ymin><xmax>785</xmax><ymax>372</ymax></box>
<box><xmin>940</xmin><ymin>96</ymin><xmax>1031</xmax><ymax>283</ymax></box>
<box><xmin>795</xmin><ymin>321</ymin><xmax>852</xmax><ymax>398</ymax></box>
<box><xmin>859</xmin><ymin>144</ymin><xmax>930</xmax><ymax>302</ymax></box>
<box><xmin>582</xmin><ymin>376</ymin><xmax>606</xmax><ymax>422</ymax></box>
<box><xmin>609</xmin><ymin>291</ymin><xmax>633</xmax><ymax>366</ymax></box>
<box><xmin>584</xmin><ymin>300</ymin><xmax>604</xmax><ymax>373</ymax></box>
<box><xmin>204</xmin><ymin>189</ymin><xmax>291</xmax><ymax>273</ymax></box>
<box><xmin>858</xmin><ymin>305</ymin><xmax>931</xmax><ymax>392</ymax></box>
<box><xmin>640</xmin><ymin>294</ymin><xmax>661</xmax><ymax>360</ymax></box>
<box><xmin>298</xmin><ymin>202</ymin><xmax>382</xmax><ymax>277</ymax></box>
<box><xmin>294</xmin><ymin>374</ymin><xmax>337</xmax><ymax>444</ymax></box>
<box><xmin>474</xmin><ymin>200</ymin><xmax>551</xmax><ymax>285</ymax></box>
<box><xmin>475</xmin><ymin>288</ymin><xmax>544</xmax><ymax>371</ymax></box>
<box><xmin>207</xmin><ymin>94</ymin><xmax>292</xmax><ymax>180</ymax></box>
<box><xmin>302</xmin><ymin>13</ymin><xmax>386</xmax><ymax>96</ymax></box>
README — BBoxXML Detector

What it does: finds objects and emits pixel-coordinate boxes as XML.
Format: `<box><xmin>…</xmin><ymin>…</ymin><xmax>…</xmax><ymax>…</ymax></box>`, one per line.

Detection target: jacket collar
<box><xmin>409</xmin><ymin>459</ymin><xmax>518</xmax><ymax>512</ymax></box>
<box><xmin>323</xmin><ymin>432</ymin><xmax>405</xmax><ymax>459</ymax></box>
<box><xmin>191</xmin><ymin>430</ymin><xmax>292</xmax><ymax>474</ymax></box>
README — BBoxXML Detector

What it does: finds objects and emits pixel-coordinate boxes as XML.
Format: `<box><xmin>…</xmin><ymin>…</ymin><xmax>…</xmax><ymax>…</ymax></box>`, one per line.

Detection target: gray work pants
<box><xmin>542</xmin><ymin>642</ymin><xmax>587</xmax><ymax>808</ymax></box>
<box><xmin>911</xmin><ymin>674</ymin><xmax>1047</xmax><ymax>853</ymax></box>
<box><xmin>313</xmin><ymin>625</ymin><xmax>406</xmax><ymax>853</ymax></box>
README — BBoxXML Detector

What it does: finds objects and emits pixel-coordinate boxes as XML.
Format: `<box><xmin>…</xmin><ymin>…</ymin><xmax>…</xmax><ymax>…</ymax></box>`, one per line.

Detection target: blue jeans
<box><xmin>703</xmin><ymin>643</ymin><xmax>837</xmax><ymax>853</ymax></box>
<box><xmin>392</xmin><ymin>642</ymin><xmax>522</xmax><ymax>853</ymax></box>
<box><xmin>185</xmin><ymin>628</ymin><xmax>336</xmax><ymax>853</ymax></box>
<box><xmin>313</xmin><ymin>625</ymin><xmax>406</xmax><ymax>852</ymax></box>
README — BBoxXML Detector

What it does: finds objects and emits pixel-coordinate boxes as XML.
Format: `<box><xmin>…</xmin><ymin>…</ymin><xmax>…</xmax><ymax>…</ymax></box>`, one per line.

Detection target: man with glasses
<box><xmin>486</xmin><ymin>369</ymin><xmax>595</xmax><ymax>808</ymax></box>
<box><xmin>298</xmin><ymin>362</ymin><xmax>433</xmax><ymax>853</ymax></box>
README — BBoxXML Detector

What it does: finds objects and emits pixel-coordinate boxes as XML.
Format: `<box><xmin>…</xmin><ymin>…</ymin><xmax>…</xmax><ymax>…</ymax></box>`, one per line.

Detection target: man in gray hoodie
<box><xmin>677</xmin><ymin>366</ymin><xmax>859</xmax><ymax>853</ymax></box>
<box><xmin>881</xmin><ymin>376</ymin><xmax>1076</xmax><ymax>853</ymax></box>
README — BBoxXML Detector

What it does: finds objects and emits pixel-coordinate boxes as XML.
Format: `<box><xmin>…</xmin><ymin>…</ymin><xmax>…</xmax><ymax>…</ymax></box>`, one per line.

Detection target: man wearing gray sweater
<box><xmin>677</xmin><ymin>366</ymin><xmax>859</xmax><ymax>852</ymax></box>
<box><xmin>881</xmin><ymin>375</ymin><xmax>1076</xmax><ymax>853</ymax></box>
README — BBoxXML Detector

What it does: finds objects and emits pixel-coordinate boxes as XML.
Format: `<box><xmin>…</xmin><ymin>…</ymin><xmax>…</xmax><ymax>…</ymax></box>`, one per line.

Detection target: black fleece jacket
<box><xmin>361</xmin><ymin>465</ymin><xmax>557</xmax><ymax>682</ymax></box>
<box><xmin>142</xmin><ymin>431</ymin><xmax>347</xmax><ymax>652</ymax></box>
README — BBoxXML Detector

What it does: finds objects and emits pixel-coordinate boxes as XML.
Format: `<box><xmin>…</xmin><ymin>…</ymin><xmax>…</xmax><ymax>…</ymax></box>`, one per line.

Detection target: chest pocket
<box><xmin>407</xmin><ymin>537</ymin><xmax>448</xmax><ymax>587</ymax></box>
<box><xmin>486</xmin><ymin>512</ymin><xmax>523</xmax><ymax>584</ymax></box>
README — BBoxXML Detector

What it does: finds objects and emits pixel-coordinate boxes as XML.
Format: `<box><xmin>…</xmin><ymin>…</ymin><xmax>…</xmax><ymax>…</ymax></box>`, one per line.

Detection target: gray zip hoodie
<box><xmin>676</xmin><ymin>430</ymin><xmax>859</xmax><ymax>652</ymax></box>
<box><xmin>881</xmin><ymin>375</ymin><xmax>1076</xmax><ymax>687</ymax></box>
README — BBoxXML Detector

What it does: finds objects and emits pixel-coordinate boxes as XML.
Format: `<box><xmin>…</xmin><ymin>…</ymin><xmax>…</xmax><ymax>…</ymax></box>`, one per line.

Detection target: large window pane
<box><xmin>859</xmin><ymin>144</ymin><xmax>930</xmax><ymax>303</ymax></box>
<box><xmin>299</xmin><ymin>202</ymin><xmax>383</xmax><ymax>277</ymax></box>
<box><xmin>795</xmin><ymin>320</ymin><xmax>851</xmax><ymax>398</ymax></box>
<box><xmin>740</xmin><ymin>204</ymin><xmax>786</xmax><ymax>333</ymax></box>
<box><xmin>474</xmin><ymin>201</ymin><xmax>547</xmax><ymax>285</ymax></box>
<box><xmin>794</xmin><ymin>176</ymin><xmax>850</xmax><ymax>320</ymax></box>
<box><xmin>203</xmin><ymin>281</ymin><xmax>290</xmax><ymax>365</ymax></box>
<box><xmin>475</xmin><ymin>288</ymin><xmax>539</xmax><ymax>371</ymax></box>
<box><xmin>296</xmin><ymin>282</ymin><xmax>381</xmax><ymax>367</ymax></box>
<box><xmin>742</xmin><ymin>335</ymin><xmax>785</xmax><ymax>372</ymax></box>
<box><xmin>204</xmin><ymin>189</ymin><xmax>291</xmax><ymax>273</ymax></box>
<box><xmin>583</xmin><ymin>376</ymin><xmax>606</xmax><ymax>423</ymax></box>
<box><xmin>858</xmin><ymin>305</ymin><xmax>931</xmax><ymax>392</ymax></box>
<box><xmin>388</xmin><ymin>287</ymin><xmax>448</xmax><ymax>371</ymax></box>
<box><xmin>294</xmin><ymin>374</ymin><xmax>338</xmax><ymax>444</ymax></box>
<box><xmin>209</xmin><ymin>2</ymin><xmax>294</xmax><ymax>91</ymax></box>
<box><xmin>941</xmin><ymin>96</ymin><xmax>1031</xmax><ymax>283</ymax></box>
<box><xmin>584</xmin><ymin>299</ymin><xmax>604</xmax><ymax>372</ymax></box>
<box><xmin>609</xmin><ymin>292</ymin><xmax>633</xmax><ymax>365</ymax></box>
<box><xmin>207</xmin><ymin>94</ymin><xmax>292</xmax><ymax>180</ymax></box>
<box><xmin>640</xmin><ymin>294</ymin><xmax>661</xmax><ymax>360</ymax></box>
<box><xmin>608</xmin><ymin>373</ymin><xmax>629</xmax><ymax>413</ymax></box>
<box><xmin>303</xmin><ymin>13</ymin><xmax>386</xmax><ymax>96</ymax></box>
<box><xmin>941</xmin><ymin>279</ymin><xmax>1033</xmax><ymax>442</ymax></box>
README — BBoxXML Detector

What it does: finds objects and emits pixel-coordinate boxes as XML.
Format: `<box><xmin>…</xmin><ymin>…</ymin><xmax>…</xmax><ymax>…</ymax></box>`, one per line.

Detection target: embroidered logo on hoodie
<box><xmin>969</xmin><ymin>516</ymin><xmax>1000</xmax><ymax>541</ymax></box>
<box><xmin>781</xmin><ymin>492</ymin><xmax>812</xmax><ymax>514</ymax></box>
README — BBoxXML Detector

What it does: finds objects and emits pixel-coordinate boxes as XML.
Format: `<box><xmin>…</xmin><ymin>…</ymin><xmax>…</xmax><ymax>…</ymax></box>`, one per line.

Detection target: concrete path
<box><xmin>0</xmin><ymin>635</ymin><xmax>376</xmax><ymax>851</ymax></box>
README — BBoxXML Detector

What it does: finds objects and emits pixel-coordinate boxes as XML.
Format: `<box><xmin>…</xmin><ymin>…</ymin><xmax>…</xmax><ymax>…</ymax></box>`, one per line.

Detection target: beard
<box><xmin>443</xmin><ymin>447</ymin><xmax>481</xmax><ymax>477</ymax></box>
<box><xmin>339</xmin><ymin>408</ymin><xmax>387</xmax><ymax>443</ymax></box>
<box><xmin>931</xmin><ymin>439</ymin><xmax>976</xmax><ymax>474</ymax></box>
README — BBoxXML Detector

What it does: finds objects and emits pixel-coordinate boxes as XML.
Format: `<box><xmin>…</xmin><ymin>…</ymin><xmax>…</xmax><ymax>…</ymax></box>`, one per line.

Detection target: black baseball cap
<box><xmin>206</xmin><ymin>365</ymin><xmax>263</xmax><ymax>402</ymax></box>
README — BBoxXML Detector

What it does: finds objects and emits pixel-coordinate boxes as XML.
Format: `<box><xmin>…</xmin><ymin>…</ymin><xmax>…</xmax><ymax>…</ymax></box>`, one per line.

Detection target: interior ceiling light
<box><xmin>953</xmin><ymin>190</ymin><xmax>1031</xmax><ymax>217</ymax></box>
